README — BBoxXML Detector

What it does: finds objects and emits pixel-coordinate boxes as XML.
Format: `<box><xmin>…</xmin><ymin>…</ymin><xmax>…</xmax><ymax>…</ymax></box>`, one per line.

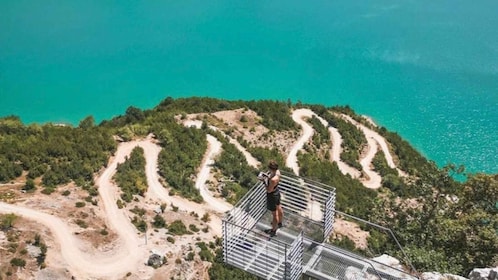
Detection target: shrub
<box><xmin>185</xmin><ymin>252</ymin><xmax>195</xmax><ymax>261</ymax></box>
<box><xmin>22</xmin><ymin>179</ymin><xmax>36</xmax><ymax>192</ymax></box>
<box><xmin>41</xmin><ymin>187</ymin><xmax>55</xmax><ymax>195</ymax></box>
<box><xmin>152</xmin><ymin>214</ymin><xmax>166</xmax><ymax>228</ymax></box>
<box><xmin>75</xmin><ymin>201</ymin><xmax>85</xmax><ymax>208</ymax></box>
<box><xmin>189</xmin><ymin>224</ymin><xmax>200</xmax><ymax>233</ymax></box>
<box><xmin>201</xmin><ymin>213</ymin><xmax>210</xmax><ymax>223</ymax></box>
<box><xmin>117</xmin><ymin>199</ymin><xmax>124</xmax><ymax>209</ymax></box>
<box><xmin>168</xmin><ymin>220</ymin><xmax>190</xmax><ymax>235</ymax></box>
<box><xmin>131</xmin><ymin>216</ymin><xmax>147</xmax><ymax>233</ymax></box>
<box><xmin>130</xmin><ymin>206</ymin><xmax>146</xmax><ymax>216</ymax></box>
<box><xmin>171</xmin><ymin>204</ymin><xmax>179</xmax><ymax>212</ymax></box>
<box><xmin>10</xmin><ymin>258</ymin><xmax>26</xmax><ymax>268</ymax></box>
<box><xmin>75</xmin><ymin>219</ymin><xmax>87</xmax><ymax>228</ymax></box>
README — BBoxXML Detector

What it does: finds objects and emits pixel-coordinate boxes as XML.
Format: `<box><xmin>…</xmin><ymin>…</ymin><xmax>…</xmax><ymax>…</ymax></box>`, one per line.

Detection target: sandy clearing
<box><xmin>333</xmin><ymin>218</ymin><xmax>369</xmax><ymax>249</ymax></box>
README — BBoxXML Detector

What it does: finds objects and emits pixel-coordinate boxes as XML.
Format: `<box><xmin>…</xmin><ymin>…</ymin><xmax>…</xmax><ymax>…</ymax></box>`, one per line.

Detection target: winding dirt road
<box><xmin>0</xmin><ymin>108</ymin><xmax>405</xmax><ymax>279</ymax></box>
<box><xmin>0</xmin><ymin>134</ymin><xmax>228</xmax><ymax>279</ymax></box>
<box><xmin>290</xmin><ymin>109</ymin><xmax>403</xmax><ymax>189</ymax></box>
<box><xmin>1</xmin><ymin>140</ymin><xmax>151</xmax><ymax>279</ymax></box>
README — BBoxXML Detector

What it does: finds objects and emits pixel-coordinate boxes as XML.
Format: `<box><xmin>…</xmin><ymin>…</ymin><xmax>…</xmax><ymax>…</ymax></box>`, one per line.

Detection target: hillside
<box><xmin>0</xmin><ymin>97</ymin><xmax>496</xmax><ymax>279</ymax></box>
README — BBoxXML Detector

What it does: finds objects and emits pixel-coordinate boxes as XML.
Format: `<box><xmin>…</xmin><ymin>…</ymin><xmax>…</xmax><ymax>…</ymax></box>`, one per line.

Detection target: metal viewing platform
<box><xmin>222</xmin><ymin>172</ymin><xmax>419</xmax><ymax>280</ymax></box>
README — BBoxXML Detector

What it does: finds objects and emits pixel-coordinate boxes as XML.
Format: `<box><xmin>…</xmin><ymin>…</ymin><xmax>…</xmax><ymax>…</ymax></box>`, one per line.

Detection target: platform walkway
<box><xmin>222</xmin><ymin>172</ymin><xmax>418</xmax><ymax>280</ymax></box>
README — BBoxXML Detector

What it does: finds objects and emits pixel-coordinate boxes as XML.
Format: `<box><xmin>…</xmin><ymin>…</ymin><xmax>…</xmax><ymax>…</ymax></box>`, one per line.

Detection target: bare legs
<box><xmin>277</xmin><ymin>205</ymin><xmax>283</xmax><ymax>227</ymax></box>
<box><xmin>271</xmin><ymin>205</ymin><xmax>284</xmax><ymax>231</ymax></box>
<box><xmin>271</xmin><ymin>211</ymin><xmax>278</xmax><ymax>231</ymax></box>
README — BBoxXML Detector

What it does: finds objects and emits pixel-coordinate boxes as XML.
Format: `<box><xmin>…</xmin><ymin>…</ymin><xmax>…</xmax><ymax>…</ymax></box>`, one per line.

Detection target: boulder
<box><xmin>469</xmin><ymin>267</ymin><xmax>498</xmax><ymax>280</ymax></box>
<box><xmin>421</xmin><ymin>272</ymin><xmax>468</xmax><ymax>280</ymax></box>
<box><xmin>147</xmin><ymin>253</ymin><xmax>163</xmax><ymax>268</ymax></box>
<box><xmin>371</xmin><ymin>254</ymin><xmax>403</xmax><ymax>270</ymax></box>
<box><xmin>26</xmin><ymin>244</ymin><xmax>42</xmax><ymax>258</ymax></box>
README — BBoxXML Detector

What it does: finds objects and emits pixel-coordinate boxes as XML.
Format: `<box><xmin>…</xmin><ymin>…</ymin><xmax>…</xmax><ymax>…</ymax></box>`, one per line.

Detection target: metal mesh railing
<box><xmin>222</xmin><ymin>172</ymin><xmax>418</xmax><ymax>280</ymax></box>
<box><xmin>225</xmin><ymin>179</ymin><xmax>267</xmax><ymax>230</ymax></box>
<box><xmin>285</xmin><ymin>231</ymin><xmax>304</xmax><ymax>280</ymax></box>
<box><xmin>323</xmin><ymin>191</ymin><xmax>336</xmax><ymax>239</ymax></box>
<box><xmin>303</xmin><ymin>240</ymin><xmax>418</xmax><ymax>280</ymax></box>
<box><xmin>278</xmin><ymin>172</ymin><xmax>335</xmax><ymax>225</ymax></box>
<box><xmin>223</xmin><ymin>220</ymin><xmax>302</xmax><ymax>280</ymax></box>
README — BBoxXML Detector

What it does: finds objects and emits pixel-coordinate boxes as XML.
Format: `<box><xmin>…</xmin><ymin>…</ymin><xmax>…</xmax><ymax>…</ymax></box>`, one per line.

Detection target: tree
<box><xmin>152</xmin><ymin>214</ymin><xmax>167</xmax><ymax>228</ymax></box>
<box><xmin>125</xmin><ymin>106</ymin><xmax>145</xmax><ymax>123</ymax></box>
<box><xmin>0</xmin><ymin>213</ymin><xmax>18</xmax><ymax>230</ymax></box>
<box><xmin>10</xmin><ymin>258</ymin><xmax>26</xmax><ymax>268</ymax></box>
<box><xmin>78</xmin><ymin>116</ymin><xmax>95</xmax><ymax>129</ymax></box>
<box><xmin>22</xmin><ymin>178</ymin><xmax>36</xmax><ymax>192</ymax></box>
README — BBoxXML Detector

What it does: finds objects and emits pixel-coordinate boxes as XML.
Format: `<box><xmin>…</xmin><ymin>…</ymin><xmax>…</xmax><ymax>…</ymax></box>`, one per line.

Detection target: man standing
<box><xmin>259</xmin><ymin>160</ymin><xmax>284</xmax><ymax>237</ymax></box>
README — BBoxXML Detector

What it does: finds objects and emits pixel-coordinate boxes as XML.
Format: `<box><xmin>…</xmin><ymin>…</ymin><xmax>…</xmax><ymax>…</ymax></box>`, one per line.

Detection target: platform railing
<box><xmin>223</xmin><ymin>220</ymin><xmax>304</xmax><ymax>280</ymax></box>
<box><xmin>222</xmin><ymin>172</ymin><xmax>418</xmax><ymax>280</ymax></box>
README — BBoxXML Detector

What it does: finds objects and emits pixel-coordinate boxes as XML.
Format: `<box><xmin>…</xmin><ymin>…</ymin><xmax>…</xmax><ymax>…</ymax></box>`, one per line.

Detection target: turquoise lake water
<box><xmin>1</xmin><ymin>0</ymin><xmax>497</xmax><ymax>174</ymax></box>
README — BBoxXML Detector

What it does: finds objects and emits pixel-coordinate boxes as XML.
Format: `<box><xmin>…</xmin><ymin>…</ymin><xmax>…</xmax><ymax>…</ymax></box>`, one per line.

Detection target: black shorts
<box><xmin>266</xmin><ymin>191</ymin><xmax>281</xmax><ymax>212</ymax></box>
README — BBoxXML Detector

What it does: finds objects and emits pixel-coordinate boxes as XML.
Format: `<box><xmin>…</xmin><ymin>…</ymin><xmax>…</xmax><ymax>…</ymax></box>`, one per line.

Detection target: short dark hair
<box><xmin>268</xmin><ymin>160</ymin><xmax>278</xmax><ymax>170</ymax></box>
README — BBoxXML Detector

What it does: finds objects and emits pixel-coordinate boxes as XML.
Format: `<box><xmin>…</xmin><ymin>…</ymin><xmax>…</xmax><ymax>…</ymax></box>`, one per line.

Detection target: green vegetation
<box><xmin>312</xmin><ymin>105</ymin><xmax>366</xmax><ymax>171</ymax></box>
<box><xmin>168</xmin><ymin>220</ymin><xmax>190</xmax><ymax>235</ymax></box>
<box><xmin>114</xmin><ymin>146</ymin><xmax>147</xmax><ymax>202</ymax></box>
<box><xmin>22</xmin><ymin>179</ymin><xmax>36</xmax><ymax>193</ymax></box>
<box><xmin>298</xmin><ymin>153</ymin><xmax>376</xmax><ymax>217</ymax></box>
<box><xmin>75</xmin><ymin>201</ymin><xmax>86</xmax><ymax>208</ymax></box>
<box><xmin>0</xmin><ymin>116</ymin><xmax>115</xmax><ymax>189</ymax></box>
<box><xmin>189</xmin><ymin>224</ymin><xmax>200</xmax><ymax>233</ymax></box>
<box><xmin>372</xmin><ymin>150</ymin><xmax>414</xmax><ymax>197</ymax></box>
<box><xmin>196</xmin><ymin>242</ymin><xmax>214</xmax><ymax>262</ymax></box>
<box><xmin>10</xmin><ymin>257</ymin><xmax>26</xmax><ymax>268</ymax></box>
<box><xmin>75</xmin><ymin>219</ymin><xmax>88</xmax><ymax>228</ymax></box>
<box><xmin>152</xmin><ymin>214</ymin><xmax>167</xmax><ymax>228</ymax></box>
<box><xmin>377</xmin><ymin>127</ymin><xmax>437</xmax><ymax>177</ymax></box>
<box><xmin>371</xmin><ymin>168</ymin><xmax>498</xmax><ymax>275</ymax></box>
<box><xmin>244</xmin><ymin>100</ymin><xmax>296</xmax><ymax>131</ymax></box>
<box><xmin>309</xmin><ymin>115</ymin><xmax>330</xmax><ymax>148</ymax></box>
<box><xmin>155</xmin><ymin>97</ymin><xmax>295</xmax><ymax>131</ymax></box>
<box><xmin>210</xmin><ymin>130</ymin><xmax>259</xmax><ymax>203</ymax></box>
<box><xmin>201</xmin><ymin>213</ymin><xmax>210</xmax><ymax>223</ymax></box>
<box><xmin>0</xmin><ymin>213</ymin><xmax>17</xmax><ymax>230</ymax></box>
<box><xmin>185</xmin><ymin>251</ymin><xmax>195</xmax><ymax>261</ymax></box>
<box><xmin>0</xmin><ymin>224</ymin><xmax>48</xmax><ymax>277</ymax></box>
<box><xmin>131</xmin><ymin>216</ymin><xmax>147</xmax><ymax>232</ymax></box>
<box><xmin>153</xmin><ymin>119</ymin><xmax>206</xmax><ymax>202</ymax></box>
<box><xmin>209</xmin><ymin>248</ymin><xmax>258</xmax><ymax>280</ymax></box>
